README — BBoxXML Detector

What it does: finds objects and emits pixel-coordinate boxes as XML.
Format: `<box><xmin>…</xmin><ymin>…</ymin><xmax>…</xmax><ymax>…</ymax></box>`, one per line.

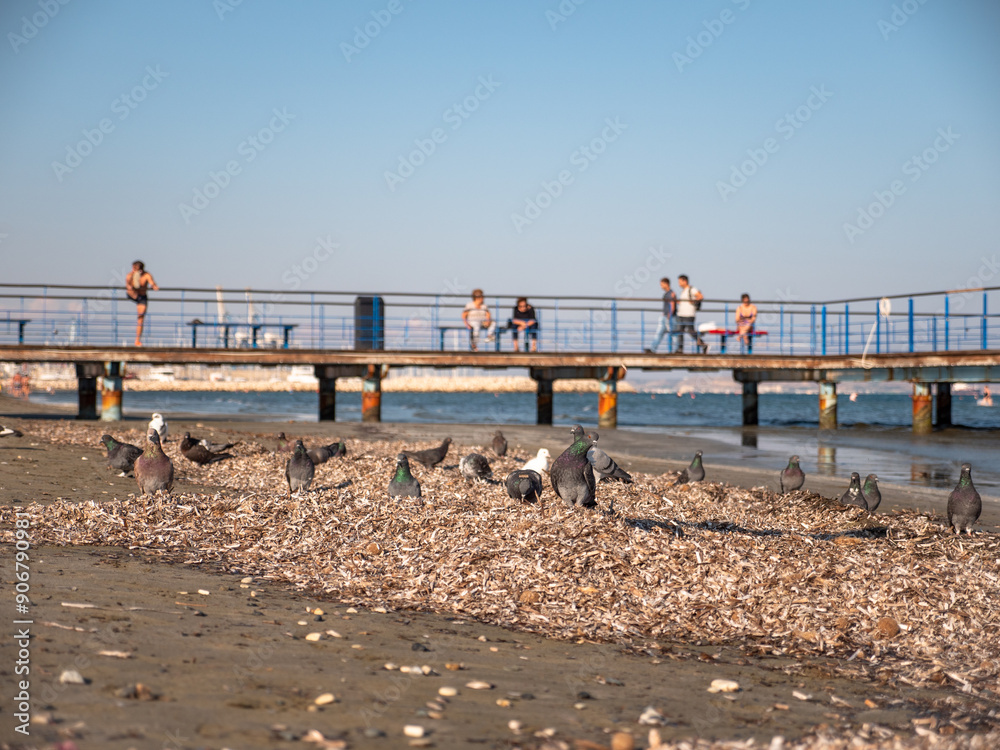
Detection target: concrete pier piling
<box><xmin>362</xmin><ymin>364</ymin><xmax>387</xmax><ymax>423</ymax></box>
<box><xmin>100</xmin><ymin>362</ymin><xmax>124</xmax><ymax>421</ymax></box>
<box><xmin>936</xmin><ymin>382</ymin><xmax>952</xmax><ymax>428</ymax></box>
<box><xmin>912</xmin><ymin>382</ymin><xmax>932</xmax><ymax>434</ymax></box>
<box><xmin>819</xmin><ymin>381</ymin><xmax>837</xmax><ymax>429</ymax></box>
<box><xmin>597</xmin><ymin>368</ymin><xmax>618</xmax><ymax>429</ymax></box>
<box><xmin>742</xmin><ymin>381</ymin><xmax>759</xmax><ymax>426</ymax></box>
<box><xmin>75</xmin><ymin>363</ymin><xmax>102</xmax><ymax>420</ymax></box>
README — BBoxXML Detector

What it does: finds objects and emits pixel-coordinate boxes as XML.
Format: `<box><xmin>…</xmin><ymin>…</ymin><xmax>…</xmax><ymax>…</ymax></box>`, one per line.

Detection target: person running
<box><xmin>645</xmin><ymin>277</ymin><xmax>676</xmax><ymax>353</ymax></box>
<box><xmin>675</xmin><ymin>275</ymin><xmax>707</xmax><ymax>354</ymax></box>
<box><xmin>126</xmin><ymin>260</ymin><xmax>159</xmax><ymax>346</ymax></box>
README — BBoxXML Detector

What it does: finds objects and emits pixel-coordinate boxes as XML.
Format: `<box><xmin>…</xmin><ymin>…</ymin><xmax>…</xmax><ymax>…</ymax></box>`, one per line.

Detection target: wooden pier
<box><xmin>2</xmin><ymin>345</ymin><xmax>998</xmax><ymax>432</ymax></box>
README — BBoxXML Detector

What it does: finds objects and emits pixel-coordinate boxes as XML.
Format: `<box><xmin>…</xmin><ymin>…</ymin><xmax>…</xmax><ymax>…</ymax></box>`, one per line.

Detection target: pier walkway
<box><xmin>1</xmin><ymin>283</ymin><xmax>997</xmax><ymax>432</ymax></box>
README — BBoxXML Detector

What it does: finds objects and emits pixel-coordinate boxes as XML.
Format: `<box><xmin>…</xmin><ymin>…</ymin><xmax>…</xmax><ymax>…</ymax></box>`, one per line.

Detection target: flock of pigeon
<box><xmin>0</xmin><ymin>414</ymin><xmax>985</xmax><ymax>535</ymax></box>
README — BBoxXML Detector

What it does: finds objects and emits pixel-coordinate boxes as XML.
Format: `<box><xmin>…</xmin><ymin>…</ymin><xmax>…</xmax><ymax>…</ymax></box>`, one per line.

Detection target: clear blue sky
<box><xmin>2</xmin><ymin>0</ymin><xmax>998</xmax><ymax>304</ymax></box>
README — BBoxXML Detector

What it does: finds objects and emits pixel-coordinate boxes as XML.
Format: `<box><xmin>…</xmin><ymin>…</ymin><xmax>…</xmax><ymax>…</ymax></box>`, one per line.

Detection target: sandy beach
<box><xmin>2</xmin><ymin>394</ymin><xmax>999</xmax><ymax>750</ymax></box>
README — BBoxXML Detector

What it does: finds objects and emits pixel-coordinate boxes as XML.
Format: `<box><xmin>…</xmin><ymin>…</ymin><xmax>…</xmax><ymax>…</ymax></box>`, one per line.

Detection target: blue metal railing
<box><xmin>0</xmin><ymin>283</ymin><xmax>998</xmax><ymax>355</ymax></box>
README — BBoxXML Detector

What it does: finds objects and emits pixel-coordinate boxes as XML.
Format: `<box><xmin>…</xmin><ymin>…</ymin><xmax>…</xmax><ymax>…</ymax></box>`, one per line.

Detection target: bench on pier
<box><xmin>2</xmin><ymin>316</ymin><xmax>31</xmax><ymax>344</ymax></box>
<box><xmin>188</xmin><ymin>321</ymin><xmax>298</xmax><ymax>349</ymax></box>
<box><xmin>437</xmin><ymin>316</ymin><xmax>540</xmax><ymax>352</ymax></box>
<box><xmin>703</xmin><ymin>328</ymin><xmax>768</xmax><ymax>354</ymax></box>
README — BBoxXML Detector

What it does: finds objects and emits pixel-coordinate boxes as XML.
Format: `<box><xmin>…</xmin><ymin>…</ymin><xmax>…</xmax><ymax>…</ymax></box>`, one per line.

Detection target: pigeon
<box><xmin>780</xmin><ymin>455</ymin><xmax>805</xmax><ymax>494</ymax></box>
<box><xmin>1</xmin><ymin>425</ymin><xmax>24</xmax><ymax>438</ymax></box>
<box><xmin>388</xmin><ymin>453</ymin><xmax>421</xmax><ymax>498</ymax></box>
<box><xmin>100</xmin><ymin>434</ymin><xmax>142</xmax><ymax>475</ymax></box>
<box><xmin>401</xmin><ymin>437</ymin><xmax>452</xmax><ymax>470</ymax></box>
<box><xmin>275</xmin><ymin>432</ymin><xmax>292</xmax><ymax>453</ymax></box>
<box><xmin>672</xmin><ymin>450</ymin><xmax>705</xmax><ymax>486</ymax></box>
<box><xmin>200</xmin><ymin>437</ymin><xmax>237</xmax><ymax>453</ymax></box>
<box><xmin>285</xmin><ymin>440</ymin><xmax>315</xmax><ymax>495</ymax></box>
<box><xmin>863</xmin><ymin>473</ymin><xmax>881</xmax><ymax>512</ymax></box>
<box><xmin>134</xmin><ymin>430</ymin><xmax>174</xmax><ymax>496</ymax></box>
<box><xmin>522</xmin><ymin>448</ymin><xmax>551</xmax><ymax>474</ymax></box>
<box><xmin>460</xmin><ymin>452</ymin><xmax>492</xmax><ymax>482</ymax></box>
<box><xmin>148</xmin><ymin>413</ymin><xmax>168</xmax><ymax>442</ymax></box>
<box><xmin>491</xmin><ymin>430</ymin><xmax>508</xmax><ymax>457</ymax></box>
<box><xmin>180</xmin><ymin>432</ymin><xmax>234</xmax><ymax>465</ymax></box>
<box><xmin>550</xmin><ymin>426</ymin><xmax>597</xmax><ymax>508</ymax></box>
<box><xmin>947</xmin><ymin>463</ymin><xmax>981</xmax><ymax>535</ymax></box>
<box><xmin>584</xmin><ymin>431</ymin><xmax>632</xmax><ymax>483</ymax></box>
<box><xmin>839</xmin><ymin>472</ymin><xmax>867</xmax><ymax>509</ymax></box>
<box><xmin>505</xmin><ymin>469</ymin><xmax>543</xmax><ymax>503</ymax></box>
<box><xmin>308</xmin><ymin>440</ymin><xmax>346</xmax><ymax>466</ymax></box>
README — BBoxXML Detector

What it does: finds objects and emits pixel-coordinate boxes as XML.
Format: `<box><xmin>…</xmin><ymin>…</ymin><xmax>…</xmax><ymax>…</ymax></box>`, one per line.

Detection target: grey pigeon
<box><xmin>491</xmin><ymin>430</ymin><xmax>508</xmax><ymax>457</ymax></box>
<box><xmin>1</xmin><ymin>425</ymin><xmax>24</xmax><ymax>438</ymax></box>
<box><xmin>947</xmin><ymin>463</ymin><xmax>981</xmax><ymax>535</ymax></box>
<box><xmin>200</xmin><ymin>437</ymin><xmax>237</xmax><ymax>453</ymax></box>
<box><xmin>100</xmin><ymin>434</ymin><xmax>142</xmax><ymax>475</ymax></box>
<box><xmin>388</xmin><ymin>453</ymin><xmax>421</xmax><ymax>498</ymax></box>
<box><xmin>583</xmin><ymin>431</ymin><xmax>632</xmax><ymax>483</ymax></box>
<box><xmin>308</xmin><ymin>440</ymin><xmax>346</xmax><ymax>465</ymax></box>
<box><xmin>672</xmin><ymin>450</ymin><xmax>705</xmax><ymax>486</ymax></box>
<box><xmin>180</xmin><ymin>432</ymin><xmax>234</xmax><ymax>465</ymax></box>
<box><xmin>460</xmin><ymin>452</ymin><xmax>492</xmax><ymax>482</ymax></box>
<box><xmin>780</xmin><ymin>455</ymin><xmax>805</xmax><ymax>494</ymax></box>
<box><xmin>550</xmin><ymin>426</ymin><xmax>597</xmax><ymax>508</ymax></box>
<box><xmin>134</xmin><ymin>430</ymin><xmax>174</xmax><ymax>496</ymax></box>
<box><xmin>839</xmin><ymin>472</ymin><xmax>867</xmax><ymax>509</ymax></box>
<box><xmin>862</xmin><ymin>473</ymin><xmax>881</xmax><ymax>512</ymax></box>
<box><xmin>401</xmin><ymin>437</ymin><xmax>452</xmax><ymax>471</ymax></box>
<box><xmin>285</xmin><ymin>440</ymin><xmax>315</xmax><ymax>494</ymax></box>
<box><xmin>505</xmin><ymin>469</ymin><xmax>543</xmax><ymax>502</ymax></box>
<box><xmin>275</xmin><ymin>432</ymin><xmax>292</xmax><ymax>453</ymax></box>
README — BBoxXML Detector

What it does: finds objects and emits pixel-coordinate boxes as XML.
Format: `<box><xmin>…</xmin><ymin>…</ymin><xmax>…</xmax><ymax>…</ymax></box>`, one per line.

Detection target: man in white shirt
<box><xmin>675</xmin><ymin>274</ymin><xmax>707</xmax><ymax>354</ymax></box>
<box><xmin>462</xmin><ymin>289</ymin><xmax>496</xmax><ymax>352</ymax></box>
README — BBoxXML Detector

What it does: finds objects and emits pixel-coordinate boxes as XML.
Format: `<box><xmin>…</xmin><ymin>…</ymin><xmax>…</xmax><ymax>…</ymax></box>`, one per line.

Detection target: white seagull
<box><xmin>522</xmin><ymin>447</ymin><xmax>551</xmax><ymax>474</ymax></box>
<box><xmin>148</xmin><ymin>413</ymin><xmax>168</xmax><ymax>442</ymax></box>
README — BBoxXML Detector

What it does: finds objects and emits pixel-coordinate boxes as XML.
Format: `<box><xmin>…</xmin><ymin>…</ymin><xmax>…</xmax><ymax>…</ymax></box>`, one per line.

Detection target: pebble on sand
<box><xmin>403</xmin><ymin>725</ymin><xmax>427</xmax><ymax>738</ymax></box>
<box><xmin>707</xmin><ymin>678</ymin><xmax>740</xmax><ymax>693</ymax></box>
<box><xmin>314</xmin><ymin>692</ymin><xmax>336</xmax><ymax>705</ymax></box>
<box><xmin>59</xmin><ymin>669</ymin><xmax>85</xmax><ymax>685</ymax></box>
<box><xmin>438</xmin><ymin>686</ymin><xmax>458</xmax><ymax>697</ymax></box>
<box><xmin>466</xmin><ymin>680</ymin><xmax>493</xmax><ymax>690</ymax></box>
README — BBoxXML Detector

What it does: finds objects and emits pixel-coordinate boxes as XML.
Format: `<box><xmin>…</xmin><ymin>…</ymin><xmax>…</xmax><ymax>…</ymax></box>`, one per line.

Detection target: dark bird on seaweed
<box><xmin>100</xmin><ymin>434</ymin><xmax>142</xmax><ymax>476</ymax></box>
<box><xmin>401</xmin><ymin>437</ymin><xmax>452</xmax><ymax>471</ymax></box>
<box><xmin>550</xmin><ymin>428</ymin><xmax>597</xmax><ymax>508</ymax></box>
<box><xmin>460</xmin><ymin>452</ymin><xmax>492</xmax><ymax>482</ymax></box>
<box><xmin>491</xmin><ymin>430</ymin><xmax>508</xmax><ymax>457</ymax></box>
<box><xmin>839</xmin><ymin>472</ymin><xmax>867</xmax><ymax>509</ymax></box>
<box><xmin>134</xmin><ymin>430</ymin><xmax>174</xmax><ymax>496</ymax></box>
<box><xmin>505</xmin><ymin>469</ymin><xmax>543</xmax><ymax>503</ymax></box>
<box><xmin>780</xmin><ymin>455</ymin><xmax>805</xmax><ymax>494</ymax></box>
<box><xmin>863</xmin><ymin>473</ymin><xmax>881</xmax><ymax>512</ymax></box>
<box><xmin>672</xmin><ymin>450</ymin><xmax>705</xmax><ymax>486</ymax></box>
<box><xmin>180</xmin><ymin>432</ymin><xmax>234</xmax><ymax>466</ymax></box>
<box><xmin>388</xmin><ymin>453</ymin><xmax>421</xmax><ymax>498</ymax></box>
<box><xmin>1</xmin><ymin>425</ymin><xmax>24</xmax><ymax>438</ymax></box>
<box><xmin>947</xmin><ymin>463</ymin><xmax>981</xmax><ymax>535</ymax></box>
<box><xmin>275</xmin><ymin>432</ymin><xmax>292</xmax><ymax>453</ymax></box>
<box><xmin>308</xmin><ymin>439</ymin><xmax>347</xmax><ymax>466</ymax></box>
<box><xmin>200</xmin><ymin>437</ymin><xmax>237</xmax><ymax>453</ymax></box>
<box><xmin>584</xmin><ymin>432</ymin><xmax>632</xmax><ymax>483</ymax></box>
<box><xmin>285</xmin><ymin>440</ymin><xmax>315</xmax><ymax>495</ymax></box>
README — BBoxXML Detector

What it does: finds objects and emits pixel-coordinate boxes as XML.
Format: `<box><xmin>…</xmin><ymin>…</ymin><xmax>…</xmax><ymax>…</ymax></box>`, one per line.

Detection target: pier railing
<box><xmin>1</xmin><ymin>284</ymin><xmax>997</xmax><ymax>356</ymax></box>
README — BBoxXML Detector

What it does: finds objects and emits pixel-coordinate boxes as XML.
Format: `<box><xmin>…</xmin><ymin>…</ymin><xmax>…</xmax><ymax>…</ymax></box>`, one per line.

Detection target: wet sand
<box><xmin>2</xmin><ymin>396</ymin><xmax>999</xmax><ymax>749</ymax></box>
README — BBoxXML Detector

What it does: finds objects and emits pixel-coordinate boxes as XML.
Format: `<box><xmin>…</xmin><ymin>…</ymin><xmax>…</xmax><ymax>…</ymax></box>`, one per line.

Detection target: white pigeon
<box><xmin>148</xmin><ymin>413</ymin><xmax>168</xmax><ymax>442</ymax></box>
<box><xmin>522</xmin><ymin>447</ymin><xmax>551</xmax><ymax>474</ymax></box>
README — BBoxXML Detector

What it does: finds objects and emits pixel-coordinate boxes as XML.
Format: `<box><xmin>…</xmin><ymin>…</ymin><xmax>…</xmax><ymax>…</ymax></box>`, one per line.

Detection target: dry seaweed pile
<box><xmin>4</xmin><ymin>421</ymin><xmax>1000</xmax><ymax>706</ymax></box>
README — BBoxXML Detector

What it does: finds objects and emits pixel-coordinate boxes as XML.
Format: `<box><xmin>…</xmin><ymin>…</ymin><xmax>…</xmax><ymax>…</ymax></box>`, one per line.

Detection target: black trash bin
<box><xmin>354</xmin><ymin>296</ymin><xmax>384</xmax><ymax>350</ymax></box>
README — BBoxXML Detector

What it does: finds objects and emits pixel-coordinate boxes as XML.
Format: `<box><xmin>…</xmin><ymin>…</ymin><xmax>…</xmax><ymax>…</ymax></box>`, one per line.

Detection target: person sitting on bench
<box><xmin>507</xmin><ymin>297</ymin><xmax>538</xmax><ymax>352</ymax></box>
<box><xmin>736</xmin><ymin>293</ymin><xmax>758</xmax><ymax>352</ymax></box>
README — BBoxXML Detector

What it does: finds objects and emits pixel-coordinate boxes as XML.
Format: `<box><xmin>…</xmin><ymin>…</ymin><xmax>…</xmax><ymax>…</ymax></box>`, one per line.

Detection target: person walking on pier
<box><xmin>463</xmin><ymin>289</ymin><xmax>495</xmax><ymax>352</ymax></box>
<box><xmin>675</xmin><ymin>275</ymin><xmax>707</xmax><ymax>354</ymax></box>
<box><xmin>126</xmin><ymin>260</ymin><xmax>159</xmax><ymax>346</ymax></box>
<box><xmin>736</xmin><ymin>293</ymin><xmax>758</xmax><ymax>353</ymax></box>
<box><xmin>645</xmin><ymin>277</ymin><xmax>676</xmax><ymax>354</ymax></box>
